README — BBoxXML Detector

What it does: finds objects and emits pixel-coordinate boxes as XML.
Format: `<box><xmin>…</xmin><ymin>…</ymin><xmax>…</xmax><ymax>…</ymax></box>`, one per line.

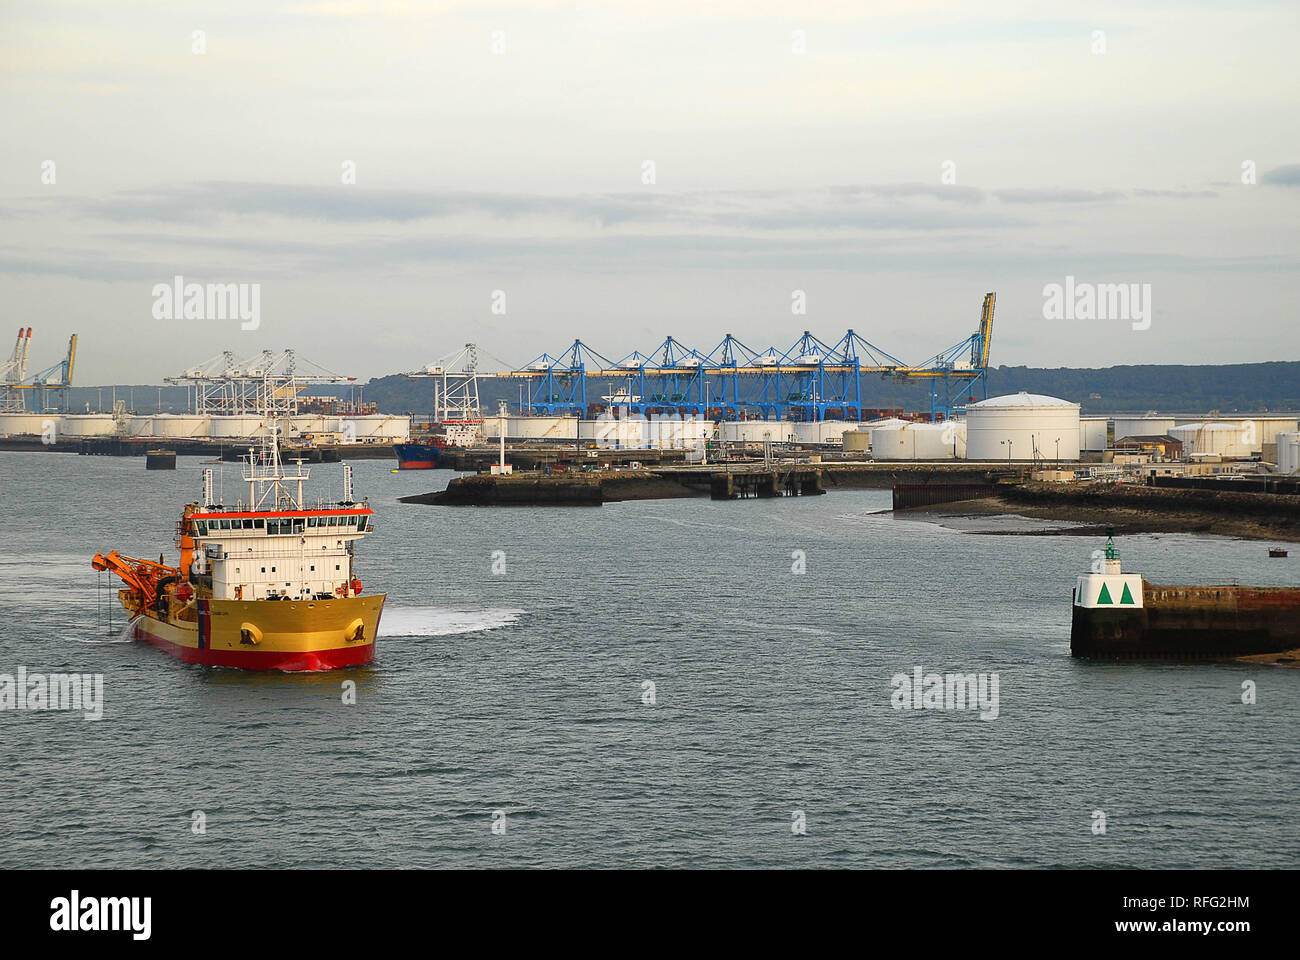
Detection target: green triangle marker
<box><xmin>1097</xmin><ymin>583</ymin><xmax>1113</xmax><ymax>604</ymax></box>
<box><xmin>1120</xmin><ymin>583</ymin><xmax>1135</xmax><ymax>605</ymax></box>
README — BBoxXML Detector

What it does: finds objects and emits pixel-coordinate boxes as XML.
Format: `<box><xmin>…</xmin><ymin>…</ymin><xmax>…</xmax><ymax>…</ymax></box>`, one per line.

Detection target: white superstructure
<box><xmin>188</xmin><ymin>429</ymin><xmax>374</xmax><ymax>602</ymax></box>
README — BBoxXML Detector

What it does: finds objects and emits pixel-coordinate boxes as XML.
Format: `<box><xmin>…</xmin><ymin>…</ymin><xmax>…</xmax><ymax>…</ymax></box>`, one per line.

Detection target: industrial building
<box><xmin>1111</xmin><ymin>435</ymin><xmax>1185</xmax><ymax>460</ymax></box>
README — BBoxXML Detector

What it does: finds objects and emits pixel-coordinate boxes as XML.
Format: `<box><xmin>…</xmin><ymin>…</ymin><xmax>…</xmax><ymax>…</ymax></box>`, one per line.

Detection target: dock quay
<box><xmin>401</xmin><ymin>462</ymin><xmax>1024</xmax><ymax>507</ymax></box>
<box><xmin>0</xmin><ymin>436</ymin><xmax>394</xmax><ymax>460</ymax></box>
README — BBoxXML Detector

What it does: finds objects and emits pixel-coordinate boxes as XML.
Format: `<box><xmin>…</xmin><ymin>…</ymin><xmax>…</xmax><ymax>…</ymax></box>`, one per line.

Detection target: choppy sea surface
<box><xmin>2</xmin><ymin>452</ymin><xmax>1298</xmax><ymax>868</ymax></box>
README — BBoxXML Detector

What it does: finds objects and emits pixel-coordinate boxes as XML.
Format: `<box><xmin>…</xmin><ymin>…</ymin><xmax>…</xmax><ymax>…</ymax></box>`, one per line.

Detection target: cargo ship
<box><xmin>92</xmin><ymin>427</ymin><xmax>385</xmax><ymax>671</ymax></box>
<box><xmin>1071</xmin><ymin>533</ymin><xmax>1300</xmax><ymax>659</ymax></box>
<box><xmin>392</xmin><ymin>439</ymin><xmax>443</xmax><ymax>469</ymax></box>
<box><xmin>393</xmin><ymin>418</ymin><xmax>482</xmax><ymax>468</ymax></box>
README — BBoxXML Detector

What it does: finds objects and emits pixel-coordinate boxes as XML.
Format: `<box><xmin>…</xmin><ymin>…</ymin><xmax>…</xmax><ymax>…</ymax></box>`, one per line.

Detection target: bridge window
<box><xmin>357</xmin><ymin>516</ymin><xmax>368</xmax><ymax>532</ymax></box>
<box><xmin>254</xmin><ymin>519</ymin><xmax>265</xmax><ymax>529</ymax></box>
<box><xmin>196</xmin><ymin>521</ymin><xmax>208</xmax><ymax>535</ymax></box>
<box><xmin>308</xmin><ymin>517</ymin><xmax>318</xmax><ymax>528</ymax></box>
<box><xmin>292</xmin><ymin>519</ymin><xmax>305</xmax><ymax>534</ymax></box>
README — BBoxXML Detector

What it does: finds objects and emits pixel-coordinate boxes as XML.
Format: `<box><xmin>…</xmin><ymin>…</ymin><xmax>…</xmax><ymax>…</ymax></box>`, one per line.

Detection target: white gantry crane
<box><xmin>2</xmin><ymin>327</ymin><xmax>76</xmax><ymax>412</ymax></box>
<box><xmin>0</xmin><ymin>327</ymin><xmax>33</xmax><ymax>411</ymax></box>
<box><xmin>165</xmin><ymin>349</ymin><xmax>356</xmax><ymax>418</ymax></box>
<box><xmin>404</xmin><ymin>343</ymin><xmax>484</xmax><ymax>422</ymax></box>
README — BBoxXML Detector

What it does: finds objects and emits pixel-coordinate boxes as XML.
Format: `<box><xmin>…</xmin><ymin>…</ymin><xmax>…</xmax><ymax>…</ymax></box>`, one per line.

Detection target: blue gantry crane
<box><xmin>500</xmin><ymin>292</ymin><xmax>995</xmax><ymax>421</ymax></box>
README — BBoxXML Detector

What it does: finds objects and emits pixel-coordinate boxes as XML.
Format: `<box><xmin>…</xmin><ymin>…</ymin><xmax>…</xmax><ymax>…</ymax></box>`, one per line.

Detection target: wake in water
<box><xmin>73</xmin><ymin>614</ymin><xmax>141</xmax><ymax>644</ymax></box>
<box><xmin>378</xmin><ymin>606</ymin><xmax>523</xmax><ymax>638</ymax></box>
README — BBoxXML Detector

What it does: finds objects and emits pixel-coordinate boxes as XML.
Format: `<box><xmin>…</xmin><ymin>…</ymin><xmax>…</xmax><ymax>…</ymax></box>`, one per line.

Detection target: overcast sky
<box><xmin>1</xmin><ymin>0</ymin><xmax>1297</xmax><ymax>384</ymax></box>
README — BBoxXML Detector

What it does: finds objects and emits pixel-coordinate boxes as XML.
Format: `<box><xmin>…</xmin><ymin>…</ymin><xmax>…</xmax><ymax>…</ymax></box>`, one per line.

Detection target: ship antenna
<box><xmin>342</xmin><ymin>463</ymin><xmax>355</xmax><ymax>506</ymax></box>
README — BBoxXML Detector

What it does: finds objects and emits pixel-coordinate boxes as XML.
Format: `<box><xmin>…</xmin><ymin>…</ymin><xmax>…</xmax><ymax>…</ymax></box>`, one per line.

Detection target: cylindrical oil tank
<box><xmin>872</xmin><ymin>421</ymin><xmax>966</xmax><ymax>460</ymax></box>
<box><xmin>1257</xmin><ymin>419</ymin><xmax>1299</xmax><ymax>447</ymax></box>
<box><xmin>792</xmin><ymin>421</ymin><xmax>853</xmax><ymax>444</ymax></box>
<box><xmin>485</xmin><ymin>416</ymin><xmax>579</xmax><ymax>440</ymax></box>
<box><xmin>719</xmin><ymin>421</ymin><xmax>794</xmax><ymax>443</ymax></box>
<box><xmin>1169</xmin><ymin>422</ymin><xmax>1252</xmax><ymax>458</ymax></box>
<box><xmin>343</xmin><ymin>414</ymin><xmax>411</xmax><ymax>441</ymax></box>
<box><xmin>60</xmin><ymin>414</ymin><xmax>118</xmax><ymax>437</ymax></box>
<box><xmin>842</xmin><ymin>430</ymin><xmax>870</xmax><ymax>453</ymax></box>
<box><xmin>1278</xmin><ymin>433</ymin><xmax>1300</xmax><ymax>475</ymax></box>
<box><xmin>153</xmin><ymin>414</ymin><xmax>210</xmax><ymax>439</ymax></box>
<box><xmin>1113</xmin><ymin>416</ymin><xmax>1174</xmax><ymax>440</ymax></box>
<box><xmin>966</xmin><ymin>392</ymin><xmax>1080</xmax><ymax>461</ymax></box>
<box><xmin>581</xmin><ymin>417</ymin><xmax>647</xmax><ymax>448</ymax></box>
<box><xmin>0</xmin><ymin>412</ymin><xmax>55</xmax><ymax>436</ymax></box>
<box><xmin>126</xmin><ymin>415</ymin><xmax>155</xmax><ymax>437</ymax></box>
<box><xmin>1079</xmin><ymin>417</ymin><xmax>1109</xmax><ymax>451</ymax></box>
<box><xmin>209</xmin><ymin>415</ymin><xmax>265</xmax><ymax>439</ymax></box>
<box><xmin>838</xmin><ymin>417</ymin><xmax>909</xmax><ymax>454</ymax></box>
<box><xmin>288</xmin><ymin>415</ymin><xmax>327</xmax><ymax>438</ymax></box>
<box><xmin>1200</xmin><ymin>417</ymin><xmax>1299</xmax><ymax>451</ymax></box>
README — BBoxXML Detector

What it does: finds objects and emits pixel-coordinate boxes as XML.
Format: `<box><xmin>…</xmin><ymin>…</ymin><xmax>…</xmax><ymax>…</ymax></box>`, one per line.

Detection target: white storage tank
<box><xmin>1203</xmin><ymin>417</ymin><xmax>1299</xmax><ymax>452</ymax></box>
<box><xmin>792</xmin><ymin>420</ymin><xmax>853</xmax><ymax>444</ymax></box>
<box><xmin>484</xmin><ymin>415</ymin><xmax>580</xmax><ymax>441</ymax></box>
<box><xmin>153</xmin><ymin>414</ymin><xmax>210</xmax><ymax>439</ymax></box>
<box><xmin>126</xmin><ymin>415</ymin><xmax>155</xmax><ymax>437</ymax></box>
<box><xmin>1278</xmin><ymin>432</ymin><xmax>1300</xmax><ymax>475</ymax></box>
<box><xmin>1169</xmin><ymin>422</ymin><xmax>1253</xmax><ymax>459</ymax></box>
<box><xmin>872</xmin><ymin>421</ymin><xmax>966</xmax><ymax>460</ymax></box>
<box><xmin>718</xmin><ymin>420</ymin><xmax>795</xmax><ymax>443</ymax></box>
<box><xmin>60</xmin><ymin>414</ymin><xmax>118</xmax><ymax>438</ymax></box>
<box><xmin>209</xmin><ymin>415</ymin><xmax>266</xmax><ymax>439</ymax></box>
<box><xmin>344</xmin><ymin>414</ymin><xmax>410</xmax><ymax>441</ymax></box>
<box><xmin>838</xmin><ymin>417</ymin><xmax>909</xmax><ymax>454</ymax></box>
<box><xmin>966</xmin><ymin>392</ymin><xmax>1080</xmax><ymax>461</ymax></box>
<box><xmin>1113</xmin><ymin>416</ymin><xmax>1175</xmax><ymax>440</ymax></box>
<box><xmin>288</xmin><ymin>415</ymin><xmax>328</xmax><ymax>438</ymax></box>
<box><xmin>1257</xmin><ymin>418</ymin><xmax>1299</xmax><ymax>447</ymax></box>
<box><xmin>0</xmin><ymin>412</ymin><xmax>56</xmax><ymax>437</ymax></box>
<box><xmin>581</xmin><ymin>417</ymin><xmax>647</xmax><ymax>448</ymax></box>
<box><xmin>1079</xmin><ymin>417</ymin><xmax>1109</xmax><ymax>451</ymax></box>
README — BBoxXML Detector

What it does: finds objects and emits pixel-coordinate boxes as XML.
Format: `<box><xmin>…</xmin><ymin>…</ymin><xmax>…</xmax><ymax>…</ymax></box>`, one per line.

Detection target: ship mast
<box><xmin>243</xmin><ymin>418</ymin><xmax>309</xmax><ymax>510</ymax></box>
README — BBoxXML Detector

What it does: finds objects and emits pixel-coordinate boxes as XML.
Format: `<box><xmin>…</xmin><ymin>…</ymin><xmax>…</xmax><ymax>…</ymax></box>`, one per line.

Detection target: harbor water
<box><xmin>2</xmin><ymin>452</ymin><xmax>1298</xmax><ymax>868</ymax></box>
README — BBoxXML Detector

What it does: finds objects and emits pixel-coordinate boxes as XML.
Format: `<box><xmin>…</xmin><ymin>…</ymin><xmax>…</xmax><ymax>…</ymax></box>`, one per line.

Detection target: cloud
<box><xmin>993</xmin><ymin>188</ymin><xmax>1125</xmax><ymax>204</ymax></box>
<box><xmin>1132</xmin><ymin>189</ymin><xmax>1218</xmax><ymax>199</ymax></box>
<box><xmin>7</xmin><ymin>181</ymin><xmax>1021</xmax><ymax>233</ymax></box>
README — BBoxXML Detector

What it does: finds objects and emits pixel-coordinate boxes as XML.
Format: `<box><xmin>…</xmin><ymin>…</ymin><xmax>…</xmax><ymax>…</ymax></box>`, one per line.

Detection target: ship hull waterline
<box><xmin>124</xmin><ymin>594</ymin><xmax>386</xmax><ymax>671</ymax></box>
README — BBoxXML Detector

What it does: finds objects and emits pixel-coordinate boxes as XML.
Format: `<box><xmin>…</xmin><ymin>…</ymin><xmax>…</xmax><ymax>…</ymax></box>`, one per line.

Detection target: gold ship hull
<box><xmin>120</xmin><ymin>591</ymin><xmax>386</xmax><ymax>671</ymax></box>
